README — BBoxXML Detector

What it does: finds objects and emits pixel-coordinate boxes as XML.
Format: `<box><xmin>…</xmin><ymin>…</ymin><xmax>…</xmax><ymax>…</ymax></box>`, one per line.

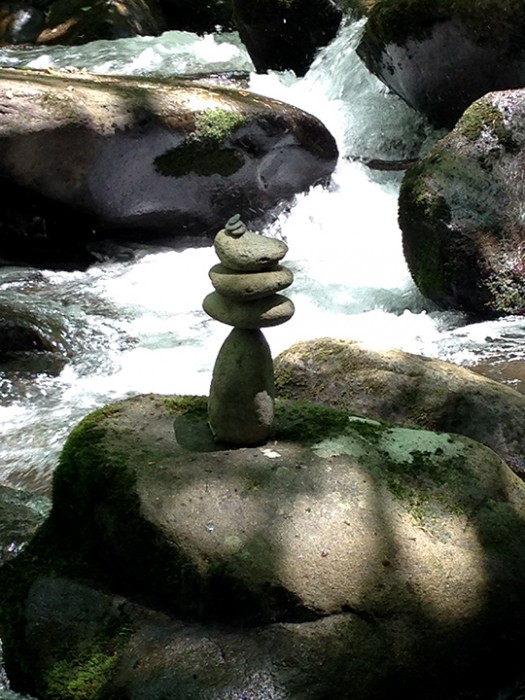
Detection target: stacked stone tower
<box><xmin>203</xmin><ymin>214</ymin><xmax>294</xmax><ymax>445</ymax></box>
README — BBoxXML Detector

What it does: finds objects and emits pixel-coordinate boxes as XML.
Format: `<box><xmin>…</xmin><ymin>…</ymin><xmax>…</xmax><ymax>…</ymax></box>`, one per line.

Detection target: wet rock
<box><xmin>274</xmin><ymin>337</ymin><xmax>525</xmax><ymax>478</ymax></box>
<box><xmin>160</xmin><ymin>0</ymin><xmax>234</xmax><ymax>34</ymax></box>
<box><xmin>36</xmin><ymin>0</ymin><xmax>167</xmax><ymax>46</ymax></box>
<box><xmin>232</xmin><ymin>0</ymin><xmax>343</xmax><ymax>76</ymax></box>
<box><xmin>356</xmin><ymin>0</ymin><xmax>525</xmax><ymax>128</ymax></box>
<box><xmin>3</xmin><ymin>394</ymin><xmax>525</xmax><ymax>698</ymax></box>
<box><xmin>398</xmin><ymin>89</ymin><xmax>525</xmax><ymax>317</ymax></box>
<box><xmin>0</xmin><ymin>68</ymin><xmax>338</xmax><ymax>246</ymax></box>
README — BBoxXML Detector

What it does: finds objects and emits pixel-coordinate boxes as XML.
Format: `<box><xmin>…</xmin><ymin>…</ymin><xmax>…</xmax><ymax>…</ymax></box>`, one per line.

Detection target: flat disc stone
<box><xmin>203</xmin><ymin>292</ymin><xmax>295</xmax><ymax>328</ymax></box>
<box><xmin>209</xmin><ymin>264</ymin><xmax>294</xmax><ymax>301</ymax></box>
<box><xmin>214</xmin><ymin>229</ymin><xmax>288</xmax><ymax>272</ymax></box>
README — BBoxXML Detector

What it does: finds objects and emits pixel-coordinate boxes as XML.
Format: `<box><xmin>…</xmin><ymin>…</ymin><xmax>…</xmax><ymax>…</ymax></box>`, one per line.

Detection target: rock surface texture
<box><xmin>399</xmin><ymin>89</ymin><xmax>525</xmax><ymax>317</ymax></box>
<box><xmin>3</xmin><ymin>395</ymin><xmax>525</xmax><ymax>699</ymax></box>
<box><xmin>0</xmin><ymin>68</ymin><xmax>338</xmax><ymax>248</ymax></box>
<box><xmin>274</xmin><ymin>337</ymin><xmax>525</xmax><ymax>477</ymax></box>
<box><xmin>356</xmin><ymin>0</ymin><xmax>525</xmax><ymax>128</ymax></box>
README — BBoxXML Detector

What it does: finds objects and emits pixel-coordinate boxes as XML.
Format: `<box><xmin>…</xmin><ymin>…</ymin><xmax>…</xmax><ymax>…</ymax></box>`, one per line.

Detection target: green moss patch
<box><xmin>459</xmin><ymin>100</ymin><xmax>517</xmax><ymax>151</ymax></box>
<box><xmin>154</xmin><ymin>108</ymin><xmax>246</xmax><ymax>177</ymax></box>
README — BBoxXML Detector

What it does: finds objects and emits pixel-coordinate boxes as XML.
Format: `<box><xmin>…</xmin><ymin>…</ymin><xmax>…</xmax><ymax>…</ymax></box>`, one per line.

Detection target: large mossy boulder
<box><xmin>3</xmin><ymin>394</ymin><xmax>525</xmax><ymax>698</ymax></box>
<box><xmin>356</xmin><ymin>0</ymin><xmax>525</xmax><ymax>128</ymax></box>
<box><xmin>35</xmin><ymin>0</ymin><xmax>166</xmax><ymax>46</ymax></box>
<box><xmin>274</xmin><ymin>338</ymin><xmax>525</xmax><ymax>477</ymax></box>
<box><xmin>232</xmin><ymin>0</ymin><xmax>343</xmax><ymax>76</ymax></box>
<box><xmin>398</xmin><ymin>89</ymin><xmax>525</xmax><ymax>317</ymax></box>
<box><xmin>0</xmin><ymin>68</ymin><xmax>337</xmax><ymax>252</ymax></box>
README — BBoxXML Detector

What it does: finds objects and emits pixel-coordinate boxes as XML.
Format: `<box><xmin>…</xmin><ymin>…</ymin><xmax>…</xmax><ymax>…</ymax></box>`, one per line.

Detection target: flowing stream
<box><xmin>1</xmin><ymin>17</ymin><xmax>525</xmax><ymax>698</ymax></box>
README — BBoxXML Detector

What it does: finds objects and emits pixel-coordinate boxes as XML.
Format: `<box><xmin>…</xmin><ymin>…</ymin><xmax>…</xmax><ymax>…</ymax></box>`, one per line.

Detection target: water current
<box><xmin>1</xmin><ymin>17</ymin><xmax>525</xmax><ymax>698</ymax></box>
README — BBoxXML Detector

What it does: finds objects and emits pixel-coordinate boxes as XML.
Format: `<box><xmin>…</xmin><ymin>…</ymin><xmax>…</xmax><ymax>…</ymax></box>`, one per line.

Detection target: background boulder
<box><xmin>398</xmin><ymin>89</ymin><xmax>525</xmax><ymax>317</ymax></box>
<box><xmin>275</xmin><ymin>337</ymin><xmax>525</xmax><ymax>477</ymax></box>
<box><xmin>232</xmin><ymin>0</ymin><xmax>343</xmax><ymax>76</ymax></box>
<box><xmin>0</xmin><ymin>68</ymin><xmax>338</xmax><ymax>253</ymax></box>
<box><xmin>356</xmin><ymin>0</ymin><xmax>525</xmax><ymax>128</ymax></box>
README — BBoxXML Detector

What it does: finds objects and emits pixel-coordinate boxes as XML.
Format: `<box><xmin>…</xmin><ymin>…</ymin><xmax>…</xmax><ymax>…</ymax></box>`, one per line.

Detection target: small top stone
<box><xmin>224</xmin><ymin>214</ymin><xmax>247</xmax><ymax>238</ymax></box>
<box><xmin>215</xmin><ymin>228</ymin><xmax>288</xmax><ymax>272</ymax></box>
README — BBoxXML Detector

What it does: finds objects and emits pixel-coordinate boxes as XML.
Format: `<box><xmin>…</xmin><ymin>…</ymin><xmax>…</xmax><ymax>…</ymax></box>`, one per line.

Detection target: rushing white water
<box><xmin>1</xmin><ymin>20</ymin><xmax>525</xmax><ymax>499</ymax></box>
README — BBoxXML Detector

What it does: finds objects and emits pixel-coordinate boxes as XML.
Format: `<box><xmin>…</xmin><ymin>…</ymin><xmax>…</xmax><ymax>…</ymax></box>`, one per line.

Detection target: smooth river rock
<box><xmin>203</xmin><ymin>291</ymin><xmax>295</xmax><ymax>328</ymax></box>
<box><xmin>209</xmin><ymin>263</ymin><xmax>293</xmax><ymax>301</ymax></box>
<box><xmin>214</xmin><ymin>228</ymin><xmax>289</xmax><ymax>272</ymax></box>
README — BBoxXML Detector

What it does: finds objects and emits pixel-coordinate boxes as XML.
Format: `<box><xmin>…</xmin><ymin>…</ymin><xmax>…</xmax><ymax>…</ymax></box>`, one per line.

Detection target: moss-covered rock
<box><xmin>4</xmin><ymin>393</ymin><xmax>525</xmax><ymax>698</ymax></box>
<box><xmin>0</xmin><ymin>67</ymin><xmax>337</xmax><ymax>253</ymax></box>
<box><xmin>399</xmin><ymin>89</ymin><xmax>525</xmax><ymax>317</ymax></box>
<box><xmin>274</xmin><ymin>337</ymin><xmax>525</xmax><ymax>476</ymax></box>
<box><xmin>357</xmin><ymin>0</ymin><xmax>525</xmax><ymax>128</ymax></box>
<box><xmin>232</xmin><ymin>0</ymin><xmax>343</xmax><ymax>76</ymax></box>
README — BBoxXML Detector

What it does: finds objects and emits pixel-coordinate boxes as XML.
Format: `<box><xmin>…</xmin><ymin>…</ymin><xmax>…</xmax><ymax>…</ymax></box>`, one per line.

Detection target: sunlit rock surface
<box><xmin>0</xmin><ymin>67</ymin><xmax>338</xmax><ymax>247</ymax></box>
<box><xmin>275</xmin><ymin>337</ymin><xmax>525</xmax><ymax>477</ymax></box>
<box><xmin>3</xmin><ymin>394</ymin><xmax>525</xmax><ymax>699</ymax></box>
<box><xmin>398</xmin><ymin>89</ymin><xmax>525</xmax><ymax>317</ymax></box>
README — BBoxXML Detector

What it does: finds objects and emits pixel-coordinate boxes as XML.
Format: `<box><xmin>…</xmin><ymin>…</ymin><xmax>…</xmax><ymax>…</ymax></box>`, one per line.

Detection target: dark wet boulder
<box><xmin>356</xmin><ymin>0</ymin><xmax>525</xmax><ymax>128</ymax></box>
<box><xmin>399</xmin><ymin>89</ymin><xmax>525</xmax><ymax>317</ymax></box>
<box><xmin>0</xmin><ymin>68</ymin><xmax>338</xmax><ymax>248</ymax></box>
<box><xmin>159</xmin><ymin>0</ymin><xmax>234</xmax><ymax>34</ymax></box>
<box><xmin>232</xmin><ymin>0</ymin><xmax>343</xmax><ymax>76</ymax></box>
<box><xmin>36</xmin><ymin>0</ymin><xmax>167</xmax><ymax>46</ymax></box>
<box><xmin>0</xmin><ymin>1</ymin><xmax>44</xmax><ymax>45</ymax></box>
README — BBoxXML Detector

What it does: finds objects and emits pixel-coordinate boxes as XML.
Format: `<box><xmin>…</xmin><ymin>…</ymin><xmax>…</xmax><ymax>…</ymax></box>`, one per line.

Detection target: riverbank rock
<box><xmin>398</xmin><ymin>89</ymin><xmax>525</xmax><ymax>317</ymax></box>
<box><xmin>0</xmin><ymin>68</ymin><xmax>337</xmax><ymax>257</ymax></box>
<box><xmin>232</xmin><ymin>0</ymin><xmax>343</xmax><ymax>76</ymax></box>
<box><xmin>35</xmin><ymin>0</ymin><xmax>166</xmax><ymax>46</ymax></box>
<box><xmin>3</xmin><ymin>394</ymin><xmax>525</xmax><ymax>699</ymax></box>
<box><xmin>356</xmin><ymin>0</ymin><xmax>525</xmax><ymax>128</ymax></box>
<box><xmin>274</xmin><ymin>338</ymin><xmax>525</xmax><ymax>478</ymax></box>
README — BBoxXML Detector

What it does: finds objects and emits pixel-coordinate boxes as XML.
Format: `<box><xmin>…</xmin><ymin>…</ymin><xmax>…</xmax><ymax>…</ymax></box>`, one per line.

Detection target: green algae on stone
<box><xmin>459</xmin><ymin>100</ymin><xmax>517</xmax><ymax>151</ymax></box>
<box><xmin>154</xmin><ymin>108</ymin><xmax>246</xmax><ymax>177</ymax></box>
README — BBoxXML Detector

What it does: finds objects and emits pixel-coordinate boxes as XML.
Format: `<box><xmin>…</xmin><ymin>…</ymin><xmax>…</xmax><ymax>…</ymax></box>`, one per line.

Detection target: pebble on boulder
<box><xmin>204</xmin><ymin>215</ymin><xmax>294</xmax><ymax>445</ymax></box>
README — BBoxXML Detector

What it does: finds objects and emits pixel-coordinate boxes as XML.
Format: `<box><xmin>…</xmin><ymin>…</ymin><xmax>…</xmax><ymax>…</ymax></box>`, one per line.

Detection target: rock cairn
<box><xmin>203</xmin><ymin>214</ymin><xmax>294</xmax><ymax>445</ymax></box>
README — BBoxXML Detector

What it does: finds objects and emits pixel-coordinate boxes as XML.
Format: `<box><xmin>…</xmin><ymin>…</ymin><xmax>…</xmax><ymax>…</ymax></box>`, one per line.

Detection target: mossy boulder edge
<box><xmin>3</xmin><ymin>394</ymin><xmax>525</xmax><ymax>698</ymax></box>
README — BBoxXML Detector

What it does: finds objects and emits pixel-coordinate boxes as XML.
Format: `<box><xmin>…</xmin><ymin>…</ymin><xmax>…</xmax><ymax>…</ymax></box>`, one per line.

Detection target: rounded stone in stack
<box><xmin>214</xmin><ymin>228</ymin><xmax>288</xmax><ymax>272</ymax></box>
<box><xmin>203</xmin><ymin>292</ymin><xmax>295</xmax><ymax>328</ymax></box>
<box><xmin>209</xmin><ymin>263</ymin><xmax>293</xmax><ymax>301</ymax></box>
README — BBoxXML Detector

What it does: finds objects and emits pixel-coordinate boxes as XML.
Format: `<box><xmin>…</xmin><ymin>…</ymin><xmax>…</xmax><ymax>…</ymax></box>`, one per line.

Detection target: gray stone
<box><xmin>209</xmin><ymin>263</ymin><xmax>293</xmax><ymax>301</ymax></box>
<box><xmin>214</xmin><ymin>228</ymin><xmax>288</xmax><ymax>272</ymax></box>
<box><xmin>399</xmin><ymin>89</ymin><xmax>525</xmax><ymax>316</ymax></box>
<box><xmin>4</xmin><ymin>394</ymin><xmax>525</xmax><ymax>698</ymax></box>
<box><xmin>208</xmin><ymin>328</ymin><xmax>274</xmax><ymax>444</ymax></box>
<box><xmin>274</xmin><ymin>337</ymin><xmax>525</xmax><ymax>477</ymax></box>
<box><xmin>203</xmin><ymin>291</ymin><xmax>295</xmax><ymax>328</ymax></box>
